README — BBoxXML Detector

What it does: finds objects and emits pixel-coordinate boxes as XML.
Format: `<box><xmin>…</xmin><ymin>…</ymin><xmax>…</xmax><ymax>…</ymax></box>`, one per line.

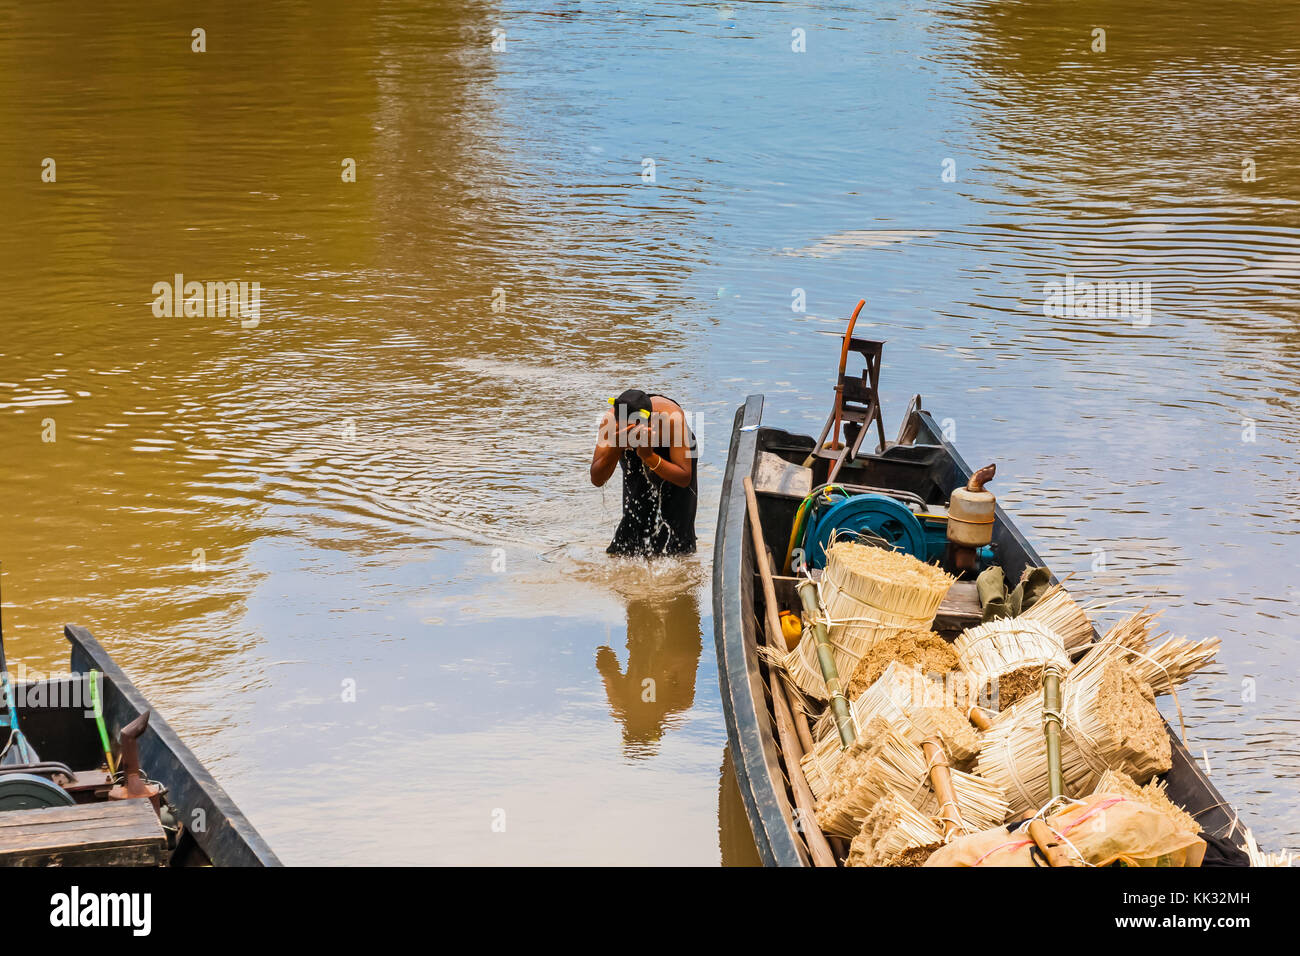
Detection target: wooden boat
<box><xmin>2</xmin><ymin>624</ymin><xmax>279</xmax><ymax>866</ymax></box>
<box><xmin>713</xmin><ymin>366</ymin><xmax>1252</xmax><ymax>866</ymax></box>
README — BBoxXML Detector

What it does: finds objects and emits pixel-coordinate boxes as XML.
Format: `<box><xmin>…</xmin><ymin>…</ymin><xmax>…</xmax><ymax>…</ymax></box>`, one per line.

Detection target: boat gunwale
<box><xmin>713</xmin><ymin>395</ymin><xmax>809</xmax><ymax>866</ymax></box>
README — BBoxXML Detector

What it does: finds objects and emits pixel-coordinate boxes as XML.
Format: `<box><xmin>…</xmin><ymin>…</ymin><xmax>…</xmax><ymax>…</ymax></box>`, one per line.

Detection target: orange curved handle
<box><xmin>832</xmin><ymin>299</ymin><xmax>867</xmax><ymax>447</ymax></box>
<box><xmin>837</xmin><ymin>298</ymin><xmax>867</xmax><ymax>377</ymax></box>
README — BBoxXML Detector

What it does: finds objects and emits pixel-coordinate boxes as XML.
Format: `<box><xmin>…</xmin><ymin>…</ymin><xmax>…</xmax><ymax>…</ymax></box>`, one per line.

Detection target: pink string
<box><xmin>969</xmin><ymin>797</ymin><xmax>1129</xmax><ymax>866</ymax></box>
<box><xmin>1058</xmin><ymin>797</ymin><xmax>1126</xmax><ymax>836</ymax></box>
<box><xmin>971</xmin><ymin>837</ymin><xmax>1031</xmax><ymax>866</ymax></box>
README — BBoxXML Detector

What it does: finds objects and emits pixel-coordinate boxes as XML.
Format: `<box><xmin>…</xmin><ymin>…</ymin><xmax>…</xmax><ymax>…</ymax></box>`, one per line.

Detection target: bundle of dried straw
<box><xmin>845</xmin><ymin>629</ymin><xmax>960</xmax><ymax>698</ymax></box>
<box><xmin>1092</xmin><ymin>769</ymin><xmax>1200</xmax><ymax>835</ymax></box>
<box><xmin>954</xmin><ymin>617</ymin><xmax>1070</xmax><ymax>711</ymax></box>
<box><xmin>1021</xmin><ymin>583</ymin><xmax>1095</xmax><ymax>651</ymax></box>
<box><xmin>814</xmin><ymin>717</ymin><xmax>1007</xmax><ymax>839</ymax></box>
<box><xmin>1077</xmin><ymin>610</ymin><xmax>1221</xmax><ymax>696</ymax></box>
<box><xmin>910</xmin><ymin>706</ymin><xmax>982</xmax><ymax>765</ymax></box>
<box><xmin>803</xmin><ymin>663</ymin><xmax>982</xmax><ymax>797</ymax></box>
<box><xmin>846</xmin><ymin>793</ymin><xmax>945</xmax><ymax>867</ymax></box>
<box><xmin>782</xmin><ymin>542</ymin><xmax>953</xmax><ymax>699</ymax></box>
<box><xmin>975</xmin><ymin>656</ymin><xmax>1172</xmax><ymax>817</ymax></box>
<box><xmin>804</xmin><ymin>666</ymin><xmax>913</xmax><ymax>798</ymax></box>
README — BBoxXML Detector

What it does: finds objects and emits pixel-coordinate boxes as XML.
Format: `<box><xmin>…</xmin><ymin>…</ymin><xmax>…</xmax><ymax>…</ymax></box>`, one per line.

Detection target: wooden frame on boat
<box><xmin>713</xmin><ymin>393</ymin><xmax>1249</xmax><ymax>866</ymax></box>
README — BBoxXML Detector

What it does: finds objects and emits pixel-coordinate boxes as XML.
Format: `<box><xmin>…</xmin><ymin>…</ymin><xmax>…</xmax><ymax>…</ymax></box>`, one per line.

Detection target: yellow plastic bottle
<box><xmin>779</xmin><ymin>610</ymin><xmax>802</xmax><ymax>650</ymax></box>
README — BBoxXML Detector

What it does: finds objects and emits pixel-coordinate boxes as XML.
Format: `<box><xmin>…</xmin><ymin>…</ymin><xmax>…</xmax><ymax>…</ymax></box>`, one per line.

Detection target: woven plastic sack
<box><xmin>923</xmin><ymin>791</ymin><xmax>1206</xmax><ymax>867</ymax></box>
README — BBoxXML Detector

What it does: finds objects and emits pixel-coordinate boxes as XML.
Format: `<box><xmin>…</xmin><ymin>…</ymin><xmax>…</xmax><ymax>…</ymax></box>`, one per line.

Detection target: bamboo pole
<box><xmin>1042</xmin><ymin>663</ymin><xmax>1064</xmax><ymax>801</ymax></box>
<box><xmin>967</xmin><ymin>705</ymin><xmax>993</xmax><ymax>731</ymax></box>
<box><xmin>767</xmin><ymin>545</ymin><xmax>816</xmax><ymax>757</ymax></box>
<box><xmin>789</xmin><ymin>682</ymin><xmax>817</xmax><ymax>755</ymax></box>
<box><xmin>797</xmin><ymin>577</ymin><xmax>855</xmax><ymax>748</ymax></box>
<box><xmin>769</xmin><ymin>659</ymin><xmax>838</xmax><ymax>867</ymax></box>
<box><xmin>1027</xmin><ymin>819</ymin><xmax>1077</xmax><ymax>867</ymax></box>
<box><xmin>1023</xmin><ymin>662</ymin><xmax>1077</xmax><ymax>866</ymax></box>
<box><xmin>745</xmin><ymin>479</ymin><xmax>786</xmax><ymax>653</ymax></box>
<box><xmin>743</xmin><ymin>477</ymin><xmax>838</xmax><ymax>867</ymax></box>
<box><xmin>921</xmin><ymin>737</ymin><xmax>962</xmax><ymax>839</ymax></box>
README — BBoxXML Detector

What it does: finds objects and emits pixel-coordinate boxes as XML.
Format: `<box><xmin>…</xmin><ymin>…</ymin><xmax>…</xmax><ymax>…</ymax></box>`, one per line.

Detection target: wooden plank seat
<box><xmin>0</xmin><ymin>799</ymin><xmax>166</xmax><ymax>867</ymax></box>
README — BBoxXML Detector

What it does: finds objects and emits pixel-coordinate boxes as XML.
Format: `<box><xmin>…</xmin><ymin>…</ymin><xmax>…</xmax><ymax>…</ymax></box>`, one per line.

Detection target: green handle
<box><xmin>89</xmin><ymin>670</ymin><xmax>116</xmax><ymax>774</ymax></box>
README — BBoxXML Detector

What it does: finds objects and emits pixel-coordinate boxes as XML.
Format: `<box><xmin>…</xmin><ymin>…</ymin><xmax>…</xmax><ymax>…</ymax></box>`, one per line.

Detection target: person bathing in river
<box><xmin>590</xmin><ymin>389</ymin><xmax>698</xmax><ymax>557</ymax></box>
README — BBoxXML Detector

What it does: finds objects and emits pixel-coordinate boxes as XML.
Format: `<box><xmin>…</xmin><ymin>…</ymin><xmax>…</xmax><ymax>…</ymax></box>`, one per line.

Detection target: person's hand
<box><xmin>596</xmin><ymin>410</ymin><xmax>617</xmax><ymax>446</ymax></box>
<box><xmin>595</xmin><ymin>645</ymin><xmax>620</xmax><ymax>677</ymax></box>
<box><xmin>599</xmin><ymin>412</ymin><xmax>638</xmax><ymax>447</ymax></box>
<box><xmin>630</xmin><ymin>425</ymin><xmax>655</xmax><ymax>460</ymax></box>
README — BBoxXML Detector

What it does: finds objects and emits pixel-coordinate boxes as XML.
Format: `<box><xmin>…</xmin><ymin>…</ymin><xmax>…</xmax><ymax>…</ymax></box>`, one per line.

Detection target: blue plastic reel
<box><xmin>804</xmin><ymin>493</ymin><xmax>928</xmax><ymax>568</ymax></box>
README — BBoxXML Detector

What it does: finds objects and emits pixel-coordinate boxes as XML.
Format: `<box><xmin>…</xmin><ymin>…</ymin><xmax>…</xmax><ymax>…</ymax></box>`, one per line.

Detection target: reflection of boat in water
<box><xmin>4</xmin><ymin>625</ymin><xmax>278</xmax><ymax>866</ymax></box>
<box><xmin>717</xmin><ymin>746</ymin><xmax>762</xmax><ymax>867</ymax></box>
<box><xmin>597</xmin><ymin>590</ymin><xmax>702</xmax><ymax>759</ymax></box>
<box><xmin>713</xmin><ymin>319</ymin><xmax>1252</xmax><ymax>867</ymax></box>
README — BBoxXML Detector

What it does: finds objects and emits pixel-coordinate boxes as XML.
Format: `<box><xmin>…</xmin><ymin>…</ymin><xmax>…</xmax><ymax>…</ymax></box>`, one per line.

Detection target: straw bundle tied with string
<box><xmin>1059</xmin><ymin>609</ymin><xmax>1221</xmax><ymax>752</ymax></box>
<box><xmin>847</xmin><ymin>793</ymin><xmax>945</xmax><ymax>867</ymax></box>
<box><xmin>781</xmin><ymin>541</ymin><xmax>954</xmax><ymax>699</ymax></box>
<box><xmin>955</xmin><ymin>617</ymin><xmax>1070</xmax><ymax>711</ymax></box>
<box><xmin>814</xmin><ymin>716</ymin><xmax>1007</xmax><ymax>839</ymax></box>
<box><xmin>910</xmin><ymin>706</ymin><xmax>982</xmax><ymax>766</ymax></box>
<box><xmin>804</xmin><ymin>662</ymin><xmax>983</xmax><ymax>797</ymax></box>
<box><xmin>845</xmin><ymin>628</ymin><xmax>960</xmax><ymax>698</ymax></box>
<box><xmin>1020</xmin><ymin>582</ymin><xmax>1096</xmax><ymax>651</ymax></box>
<box><xmin>803</xmin><ymin>665</ymin><xmax>911</xmax><ymax>799</ymax></box>
<box><xmin>976</xmin><ymin>655</ymin><xmax>1175</xmax><ymax>817</ymax></box>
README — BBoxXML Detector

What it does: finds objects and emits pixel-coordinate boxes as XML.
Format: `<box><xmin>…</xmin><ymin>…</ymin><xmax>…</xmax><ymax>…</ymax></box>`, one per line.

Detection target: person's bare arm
<box><xmin>591</xmin><ymin>410</ymin><xmax>623</xmax><ymax>487</ymax></box>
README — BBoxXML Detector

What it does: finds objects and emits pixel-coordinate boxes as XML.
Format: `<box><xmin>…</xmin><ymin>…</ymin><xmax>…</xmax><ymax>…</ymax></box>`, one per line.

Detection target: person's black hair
<box><xmin>612</xmin><ymin>388</ymin><xmax>653</xmax><ymax>422</ymax></box>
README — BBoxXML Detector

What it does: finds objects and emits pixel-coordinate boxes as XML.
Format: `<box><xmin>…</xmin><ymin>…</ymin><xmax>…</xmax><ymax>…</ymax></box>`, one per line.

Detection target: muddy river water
<box><xmin>1</xmin><ymin>2</ymin><xmax>1296</xmax><ymax>862</ymax></box>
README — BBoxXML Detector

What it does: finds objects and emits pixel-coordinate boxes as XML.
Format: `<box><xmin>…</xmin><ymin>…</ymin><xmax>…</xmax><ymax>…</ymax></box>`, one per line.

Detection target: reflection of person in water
<box><xmin>596</xmin><ymin>589</ymin><xmax>702</xmax><ymax>758</ymax></box>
